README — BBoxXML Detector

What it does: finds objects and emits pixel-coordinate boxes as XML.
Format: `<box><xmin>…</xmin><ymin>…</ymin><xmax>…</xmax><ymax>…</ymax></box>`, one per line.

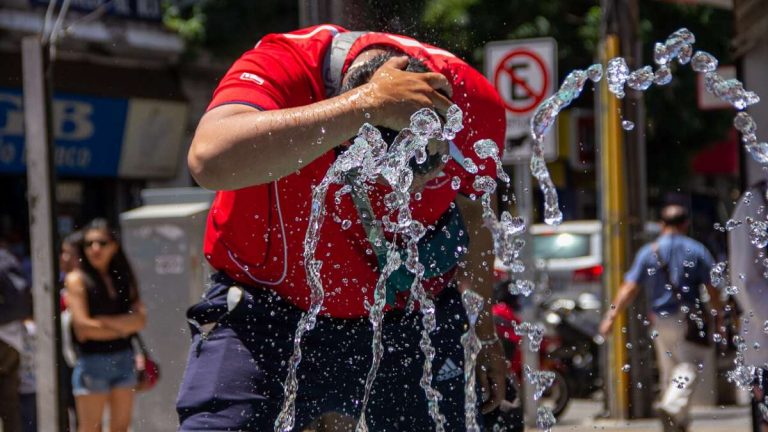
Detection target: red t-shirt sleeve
<box><xmin>207</xmin><ymin>37</ymin><xmax>312</xmax><ymax>112</ymax></box>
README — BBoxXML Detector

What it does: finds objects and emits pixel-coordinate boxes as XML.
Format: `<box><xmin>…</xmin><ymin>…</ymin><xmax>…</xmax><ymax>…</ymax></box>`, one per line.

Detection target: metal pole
<box><xmin>597</xmin><ymin>30</ymin><xmax>630</xmax><ymax>420</ymax></box>
<box><xmin>514</xmin><ymin>162</ymin><xmax>539</xmax><ymax>426</ymax></box>
<box><xmin>22</xmin><ymin>36</ymin><xmax>64</xmax><ymax>432</ymax></box>
<box><xmin>617</xmin><ymin>0</ymin><xmax>654</xmax><ymax>418</ymax></box>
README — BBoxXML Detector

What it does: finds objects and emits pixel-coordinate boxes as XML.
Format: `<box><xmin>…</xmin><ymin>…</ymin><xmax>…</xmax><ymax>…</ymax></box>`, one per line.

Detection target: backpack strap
<box><xmin>324</xmin><ymin>31</ymin><xmax>368</xmax><ymax>98</ymax></box>
<box><xmin>344</xmin><ymin>172</ymin><xmax>467</xmax><ymax>306</ymax></box>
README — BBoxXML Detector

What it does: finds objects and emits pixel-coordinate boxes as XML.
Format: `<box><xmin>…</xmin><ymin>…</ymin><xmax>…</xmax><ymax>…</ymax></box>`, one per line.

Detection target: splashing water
<box><xmin>274</xmin><ymin>26</ymin><xmax>768</xmax><ymax>432</ymax></box>
<box><xmin>513</xmin><ymin>321</ymin><xmax>545</xmax><ymax>352</ymax></box>
<box><xmin>460</xmin><ymin>290</ymin><xmax>484</xmax><ymax>432</ymax></box>
<box><xmin>510</xmin><ymin>279</ymin><xmax>535</xmax><ymax>297</ymax></box>
<box><xmin>747</xmin><ymin>217</ymin><xmax>768</xmax><ymax>248</ymax></box>
<box><xmin>523</xmin><ymin>365</ymin><xmax>555</xmax><ymax>400</ymax></box>
<box><xmin>529</xmin><ymin>68</ymin><xmax>591</xmax><ymax>226</ymax></box>
<box><xmin>275</xmin><ymin>107</ymin><xmax>452</xmax><ymax>431</ymax></box>
<box><xmin>710</xmin><ymin>262</ymin><xmax>728</xmax><ymax>288</ymax></box>
<box><xmin>536</xmin><ymin>406</ymin><xmax>557</xmax><ymax>432</ymax></box>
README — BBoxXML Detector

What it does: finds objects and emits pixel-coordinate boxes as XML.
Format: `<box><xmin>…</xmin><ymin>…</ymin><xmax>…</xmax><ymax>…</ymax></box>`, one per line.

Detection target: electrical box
<box><xmin>120</xmin><ymin>187</ymin><xmax>214</xmax><ymax>431</ymax></box>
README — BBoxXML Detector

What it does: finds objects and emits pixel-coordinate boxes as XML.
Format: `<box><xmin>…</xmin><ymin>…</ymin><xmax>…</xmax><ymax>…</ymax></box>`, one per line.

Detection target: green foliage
<box><xmin>163</xmin><ymin>1</ymin><xmax>206</xmax><ymax>43</ymax></box>
<box><xmin>163</xmin><ymin>0</ymin><xmax>298</xmax><ymax>60</ymax></box>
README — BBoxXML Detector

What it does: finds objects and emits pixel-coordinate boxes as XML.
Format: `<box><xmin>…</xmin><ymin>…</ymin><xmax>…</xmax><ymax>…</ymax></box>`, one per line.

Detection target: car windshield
<box><xmin>533</xmin><ymin>233</ymin><xmax>591</xmax><ymax>260</ymax></box>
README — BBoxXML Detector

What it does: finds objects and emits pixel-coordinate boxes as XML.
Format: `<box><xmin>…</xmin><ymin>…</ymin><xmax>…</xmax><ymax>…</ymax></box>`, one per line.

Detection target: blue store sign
<box><xmin>0</xmin><ymin>88</ymin><xmax>127</xmax><ymax>176</ymax></box>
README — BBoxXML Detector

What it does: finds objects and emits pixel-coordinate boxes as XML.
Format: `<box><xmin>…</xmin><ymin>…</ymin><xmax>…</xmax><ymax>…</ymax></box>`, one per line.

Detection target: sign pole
<box><xmin>485</xmin><ymin>37</ymin><xmax>558</xmax><ymax>427</ymax></box>
<box><xmin>513</xmin><ymin>162</ymin><xmax>539</xmax><ymax>426</ymax></box>
<box><xmin>22</xmin><ymin>35</ymin><xmax>65</xmax><ymax>432</ymax></box>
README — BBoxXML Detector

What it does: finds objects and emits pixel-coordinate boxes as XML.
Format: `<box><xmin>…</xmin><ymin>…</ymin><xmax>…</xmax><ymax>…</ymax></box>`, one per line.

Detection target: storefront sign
<box><xmin>0</xmin><ymin>88</ymin><xmax>186</xmax><ymax>178</ymax></box>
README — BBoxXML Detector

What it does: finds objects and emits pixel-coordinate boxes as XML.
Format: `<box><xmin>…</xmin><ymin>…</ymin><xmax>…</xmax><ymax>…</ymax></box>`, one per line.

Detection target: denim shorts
<box><xmin>176</xmin><ymin>273</ymin><xmax>478</xmax><ymax>431</ymax></box>
<box><xmin>72</xmin><ymin>348</ymin><xmax>137</xmax><ymax>395</ymax></box>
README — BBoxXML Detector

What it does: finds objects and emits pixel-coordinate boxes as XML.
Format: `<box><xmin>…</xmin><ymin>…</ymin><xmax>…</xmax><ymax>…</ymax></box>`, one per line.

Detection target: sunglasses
<box><xmin>85</xmin><ymin>239</ymin><xmax>112</xmax><ymax>248</ymax></box>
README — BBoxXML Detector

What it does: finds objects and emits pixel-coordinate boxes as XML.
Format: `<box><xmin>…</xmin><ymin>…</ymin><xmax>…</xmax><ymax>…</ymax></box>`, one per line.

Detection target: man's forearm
<box><xmin>606</xmin><ymin>281</ymin><xmax>640</xmax><ymax>321</ymax></box>
<box><xmin>189</xmin><ymin>85</ymin><xmax>377</xmax><ymax>190</ymax></box>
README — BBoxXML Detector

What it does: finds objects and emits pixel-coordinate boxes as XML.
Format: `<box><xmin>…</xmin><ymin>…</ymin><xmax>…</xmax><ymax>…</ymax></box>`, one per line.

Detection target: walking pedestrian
<box><xmin>599</xmin><ymin>204</ymin><xmax>724</xmax><ymax>432</ymax></box>
<box><xmin>65</xmin><ymin>218</ymin><xmax>146</xmax><ymax>432</ymax></box>
<box><xmin>177</xmin><ymin>24</ymin><xmax>507</xmax><ymax>431</ymax></box>
<box><xmin>728</xmin><ymin>181</ymin><xmax>768</xmax><ymax>432</ymax></box>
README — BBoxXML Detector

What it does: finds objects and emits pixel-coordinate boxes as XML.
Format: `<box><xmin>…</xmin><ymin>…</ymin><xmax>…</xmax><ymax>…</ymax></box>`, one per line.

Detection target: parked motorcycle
<box><xmin>539</xmin><ymin>292</ymin><xmax>604</xmax><ymax>399</ymax></box>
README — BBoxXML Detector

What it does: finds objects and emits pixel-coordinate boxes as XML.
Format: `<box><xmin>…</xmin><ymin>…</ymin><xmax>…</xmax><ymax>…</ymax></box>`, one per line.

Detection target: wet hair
<box><xmin>660</xmin><ymin>205</ymin><xmax>689</xmax><ymax>227</ymax></box>
<box><xmin>340</xmin><ymin>47</ymin><xmax>447</xmax><ymax>174</ymax></box>
<box><xmin>77</xmin><ymin>218</ymin><xmax>139</xmax><ymax>303</ymax></box>
<box><xmin>339</xmin><ymin>46</ymin><xmax>431</xmax><ymax>94</ymax></box>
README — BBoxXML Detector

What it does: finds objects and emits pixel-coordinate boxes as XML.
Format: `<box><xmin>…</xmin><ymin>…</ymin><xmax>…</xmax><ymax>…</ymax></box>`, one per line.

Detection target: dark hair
<box><xmin>340</xmin><ymin>48</ymin><xmax>447</xmax><ymax>174</ymax></box>
<box><xmin>339</xmin><ymin>46</ymin><xmax>431</xmax><ymax>94</ymax></box>
<box><xmin>660</xmin><ymin>204</ymin><xmax>689</xmax><ymax>227</ymax></box>
<box><xmin>62</xmin><ymin>230</ymin><xmax>83</xmax><ymax>248</ymax></box>
<box><xmin>77</xmin><ymin>218</ymin><xmax>139</xmax><ymax>303</ymax></box>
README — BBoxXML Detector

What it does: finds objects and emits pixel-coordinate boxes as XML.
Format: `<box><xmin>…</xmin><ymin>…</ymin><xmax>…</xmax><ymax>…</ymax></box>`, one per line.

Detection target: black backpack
<box><xmin>0</xmin><ymin>249</ymin><xmax>32</xmax><ymax>325</ymax></box>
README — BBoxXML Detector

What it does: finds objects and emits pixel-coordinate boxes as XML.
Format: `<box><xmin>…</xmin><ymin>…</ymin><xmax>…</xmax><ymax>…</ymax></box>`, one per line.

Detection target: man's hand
<box><xmin>476</xmin><ymin>340</ymin><xmax>507</xmax><ymax>413</ymax></box>
<box><xmin>366</xmin><ymin>56</ymin><xmax>454</xmax><ymax>131</ymax></box>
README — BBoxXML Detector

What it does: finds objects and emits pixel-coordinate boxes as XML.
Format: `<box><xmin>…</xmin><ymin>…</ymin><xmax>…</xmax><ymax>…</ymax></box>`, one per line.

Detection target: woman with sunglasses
<box><xmin>65</xmin><ymin>218</ymin><xmax>146</xmax><ymax>432</ymax></box>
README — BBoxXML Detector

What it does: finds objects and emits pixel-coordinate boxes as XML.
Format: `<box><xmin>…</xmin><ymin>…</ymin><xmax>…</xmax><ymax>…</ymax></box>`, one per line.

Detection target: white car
<box><xmin>495</xmin><ymin>220</ymin><xmax>603</xmax><ymax>300</ymax></box>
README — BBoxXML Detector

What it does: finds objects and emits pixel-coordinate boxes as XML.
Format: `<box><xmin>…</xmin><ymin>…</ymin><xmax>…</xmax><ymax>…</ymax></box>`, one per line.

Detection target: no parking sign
<box><xmin>485</xmin><ymin>38</ymin><xmax>558</xmax><ymax>164</ymax></box>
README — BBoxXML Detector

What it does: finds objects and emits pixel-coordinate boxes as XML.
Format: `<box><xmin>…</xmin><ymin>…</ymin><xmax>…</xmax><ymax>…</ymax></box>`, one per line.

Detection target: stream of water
<box><xmin>272</xmin><ymin>26</ymin><xmax>767</xmax><ymax>432</ymax></box>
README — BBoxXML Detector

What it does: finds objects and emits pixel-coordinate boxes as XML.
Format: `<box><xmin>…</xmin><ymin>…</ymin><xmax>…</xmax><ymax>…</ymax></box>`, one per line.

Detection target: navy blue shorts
<box><xmin>176</xmin><ymin>273</ymin><xmax>476</xmax><ymax>431</ymax></box>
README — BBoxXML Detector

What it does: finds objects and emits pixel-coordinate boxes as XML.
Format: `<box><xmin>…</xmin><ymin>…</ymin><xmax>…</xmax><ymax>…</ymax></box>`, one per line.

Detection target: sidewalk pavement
<box><xmin>528</xmin><ymin>399</ymin><xmax>751</xmax><ymax>431</ymax></box>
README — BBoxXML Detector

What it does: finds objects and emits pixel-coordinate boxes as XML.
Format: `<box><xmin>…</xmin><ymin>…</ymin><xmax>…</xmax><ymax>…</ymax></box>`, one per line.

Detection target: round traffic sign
<box><xmin>493</xmin><ymin>49</ymin><xmax>550</xmax><ymax>114</ymax></box>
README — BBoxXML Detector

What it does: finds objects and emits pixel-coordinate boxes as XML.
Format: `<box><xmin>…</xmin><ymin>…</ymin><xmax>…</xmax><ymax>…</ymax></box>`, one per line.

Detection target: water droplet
<box><xmin>678</xmin><ymin>44</ymin><xmax>693</xmax><ymax>65</ymax></box>
<box><xmin>626</xmin><ymin>66</ymin><xmax>654</xmax><ymax>91</ymax></box>
<box><xmin>606</xmin><ymin>57</ymin><xmax>630</xmax><ymax>98</ymax></box>
<box><xmin>622</xmin><ymin>120</ymin><xmax>635</xmax><ymax>131</ymax></box>
<box><xmin>472</xmin><ymin>176</ymin><xmax>497</xmax><ymax>194</ymax></box>
<box><xmin>654</xmin><ymin>66</ymin><xmax>672</xmax><ymax>86</ymax></box>
<box><xmin>647</xmin><ymin>267</ymin><xmax>657</xmax><ymax>276</ymax></box>
<box><xmin>654</xmin><ymin>42</ymin><xmax>671</xmax><ymax>65</ymax></box>
<box><xmin>451</xmin><ymin>176</ymin><xmax>461</xmax><ymax>190</ymax></box>
<box><xmin>536</xmin><ymin>406</ymin><xmax>557</xmax><ymax>431</ymax></box>
<box><xmin>622</xmin><ymin>364</ymin><xmax>631</xmax><ymax>372</ymax></box>
<box><xmin>587</xmin><ymin>63</ymin><xmax>603</xmax><ymax>82</ymax></box>
<box><xmin>691</xmin><ymin>51</ymin><xmax>718</xmax><ymax>73</ymax></box>
<box><xmin>746</xmin><ymin>142</ymin><xmax>768</xmax><ymax>164</ymax></box>
<box><xmin>442</xmin><ymin>104</ymin><xmax>464</xmax><ymax>140</ymax></box>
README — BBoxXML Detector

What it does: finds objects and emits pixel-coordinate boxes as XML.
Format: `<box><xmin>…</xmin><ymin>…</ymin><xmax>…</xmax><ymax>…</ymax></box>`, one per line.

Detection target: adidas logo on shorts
<box><xmin>436</xmin><ymin>358</ymin><xmax>462</xmax><ymax>382</ymax></box>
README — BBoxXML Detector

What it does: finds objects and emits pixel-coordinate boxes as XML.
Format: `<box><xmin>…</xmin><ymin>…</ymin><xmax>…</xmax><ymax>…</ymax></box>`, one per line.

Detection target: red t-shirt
<box><xmin>203</xmin><ymin>24</ymin><xmax>505</xmax><ymax>318</ymax></box>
